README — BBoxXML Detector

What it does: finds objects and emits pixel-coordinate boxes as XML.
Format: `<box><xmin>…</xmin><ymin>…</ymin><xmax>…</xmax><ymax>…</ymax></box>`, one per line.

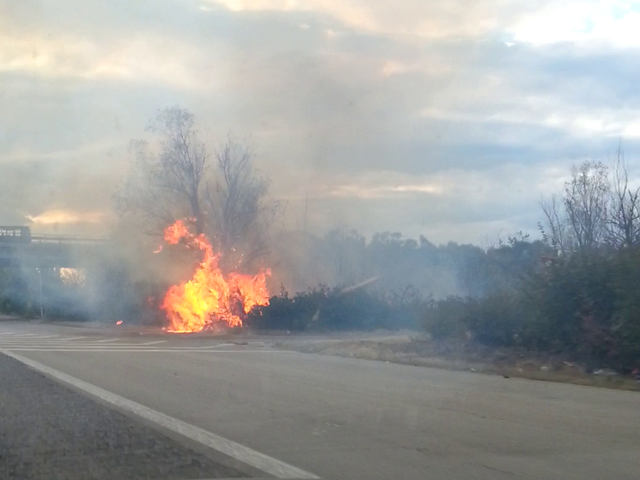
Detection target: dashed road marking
<box><xmin>193</xmin><ymin>343</ymin><xmax>235</xmax><ymax>349</ymax></box>
<box><xmin>0</xmin><ymin>331</ymin><xmax>282</xmax><ymax>354</ymax></box>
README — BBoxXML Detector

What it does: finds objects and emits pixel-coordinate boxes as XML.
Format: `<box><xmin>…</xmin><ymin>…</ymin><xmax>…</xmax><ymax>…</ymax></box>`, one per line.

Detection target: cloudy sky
<box><xmin>1</xmin><ymin>0</ymin><xmax>639</xmax><ymax>244</ymax></box>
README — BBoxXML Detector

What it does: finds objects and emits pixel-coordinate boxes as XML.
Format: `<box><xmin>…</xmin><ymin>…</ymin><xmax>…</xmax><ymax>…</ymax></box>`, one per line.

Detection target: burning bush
<box><xmin>158</xmin><ymin>220</ymin><xmax>270</xmax><ymax>332</ymax></box>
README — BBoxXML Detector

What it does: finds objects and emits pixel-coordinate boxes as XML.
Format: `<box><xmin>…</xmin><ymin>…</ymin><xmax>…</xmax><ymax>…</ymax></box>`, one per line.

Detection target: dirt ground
<box><xmin>274</xmin><ymin>332</ymin><xmax>640</xmax><ymax>391</ymax></box>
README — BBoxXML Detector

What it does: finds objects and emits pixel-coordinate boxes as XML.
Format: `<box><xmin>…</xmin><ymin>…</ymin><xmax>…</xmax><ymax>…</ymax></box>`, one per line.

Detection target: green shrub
<box><xmin>421</xmin><ymin>248</ymin><xmax>640</xmax><ymax>371</ymax></box>
<box><xmin>422</xmin><ymin>296</ymin><xmax>470</xmax><ymax>340</ymax></box>
<box><xmin>247</xmin><ymin>286</ymin><xmax>399</xmax><ymax>332</ymax></box>
<box><xmin>464</xmin><ymin>291</ymin><xmax>524</xmax><ymax>347</ymax></box>
<box><xmin>422</xmin><ymin>292</ymin><xmax>523</xmax><ymax>346</ymax></box>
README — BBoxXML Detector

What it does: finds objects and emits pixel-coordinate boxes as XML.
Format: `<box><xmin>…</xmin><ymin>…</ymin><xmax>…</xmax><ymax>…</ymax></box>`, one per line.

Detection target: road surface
<box><xmin>1</xmin><ymin>320</ymin><xmax>639</xmax><ymax>479</ymax></box>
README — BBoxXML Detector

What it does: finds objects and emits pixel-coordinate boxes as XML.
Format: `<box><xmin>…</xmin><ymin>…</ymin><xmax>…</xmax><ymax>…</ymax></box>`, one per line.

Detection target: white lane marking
<box><xmin>1</xmin><ymin>350</ymin><xmax>318</xmax><ymax>479</ymax></box>
<box><xmin>194</xmin><ymin>343</ymin><xmax>235</xmax><ymax>349</ymax></box>
<box><xmin>37</xmin><ymin>337</ymin><xmax>89</xmax><ymax>342</ymax></box>
<box><xmin>31</xmin><ymin>335</ymin><xmax>59</xmax><ymax>339</ymax></box>
<box><xmin>0</xmin><ymin>348</ymin><xmax>288</xmax><ymax>353</ymax></box>
<box><xmin>0</xmin><ymin>332</ymin><xmax>16</xmax><ymax>335</ymax></box>
<box><xmin>93</xmin><ymin>338</ymin><xmax>121</xmax><ymax>343</ymax></box>
<box><xmin>0</xmin><ymin>341</ymin><xmax>158</xmax><ymax>345</ymax></box>
<box><xmin>0</xmin><ymin>345</ymin><xmax>167</xmax><ymax>348</ymax></box>
<box><xmin>13</xmin><ymin>333</ymin><xmax>39</xmax><ymax>337</ymax></box>
<box><xmin>0</xmin><ymin>342</ymin><xmax>180</xmax><ymax>348</ymax></box>
<box><xmin>0</xmin><ymin>341</ymin><xmax>267</xmax><ymax>350</ymax></box>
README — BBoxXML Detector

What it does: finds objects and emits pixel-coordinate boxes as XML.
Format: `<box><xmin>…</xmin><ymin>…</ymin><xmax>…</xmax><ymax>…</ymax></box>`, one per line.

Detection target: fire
<box><xmin>159</xmin><ymin>220</ymin><xmax>270</xmax><ymax>333</ymax></box>
<box><xmin>116</xmin><ymin>320</ymin><xmax>123</xmax><ymax>326</ymax></box>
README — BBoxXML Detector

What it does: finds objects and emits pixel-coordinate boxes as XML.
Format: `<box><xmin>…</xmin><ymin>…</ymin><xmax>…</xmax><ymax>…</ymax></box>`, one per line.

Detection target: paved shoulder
<box><xmin>0</xmin><ymin>354</ymin><xmax>246</xmax><ymax>480</ymax></box>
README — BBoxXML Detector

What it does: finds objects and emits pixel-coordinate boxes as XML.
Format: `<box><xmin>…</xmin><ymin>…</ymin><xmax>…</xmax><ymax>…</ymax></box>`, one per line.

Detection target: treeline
<box><xmin>252</xmin><ymin>156</ymin><xmax>640</xmax><ymax>372</ymax></box>
<box><xmin>269</xmin><ymin>228</ymin><xmax>544</xmax><ymax>299</ymax></box>
<box><xmin>248</xmin><ymin>236</ymin><xmax>547</xmax><ymax>333</ymax></box>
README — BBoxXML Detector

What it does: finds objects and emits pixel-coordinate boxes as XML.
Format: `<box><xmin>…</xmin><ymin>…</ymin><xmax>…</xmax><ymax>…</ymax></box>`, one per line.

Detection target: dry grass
<box><xmin>274</xmin><ymin>337</ymin><xmax>640</xmax><ymax>391</ymax></box>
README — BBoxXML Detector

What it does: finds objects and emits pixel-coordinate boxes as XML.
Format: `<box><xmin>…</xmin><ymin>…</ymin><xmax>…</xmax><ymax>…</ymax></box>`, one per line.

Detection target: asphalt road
<box><xmin>1</xmin><ymin>321</ymin><xmax>640</xmax><ymax>480</ymax></box>
<box><xmin>0</xmin><ymin>354</ymin><xmax>245</xmax><ymax>480</ymax></box>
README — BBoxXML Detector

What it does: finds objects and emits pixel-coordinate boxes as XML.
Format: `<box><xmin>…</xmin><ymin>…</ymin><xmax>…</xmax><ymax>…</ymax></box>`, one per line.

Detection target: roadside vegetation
<box><xmin>2</xmin><ymin>107</ymin><xmax>639</xmax><ymax>383</ymax></box>
<box><xmin>250</xmin><ymin>152</ymin><xmax>640</xmax><ymax>378</ymax></box>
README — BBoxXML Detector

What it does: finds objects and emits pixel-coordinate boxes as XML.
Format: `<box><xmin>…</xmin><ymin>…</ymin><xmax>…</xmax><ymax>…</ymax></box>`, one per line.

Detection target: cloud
<box><xmin>27</xmin><ymin>209</ymin><xmax>106</xmax><ymax>226</ymax></box>
<box><xmin>508</xmin><ymin>1</ymin><xmax>640</xmax><ymax>48</ymax></box>
<box><xmin>207</xmin><ymin>0</ymin><xmax>543</xmax><ymax>38</ymax></box>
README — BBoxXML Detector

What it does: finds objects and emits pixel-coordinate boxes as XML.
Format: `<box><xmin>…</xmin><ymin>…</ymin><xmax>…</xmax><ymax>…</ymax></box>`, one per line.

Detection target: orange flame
<box><xmin>116</xmin><ymin>320</ymin><xmax>123</xmax><ymax>325</ymax></box>
<box><xmin>159</xmin><ymin>220</ymin><xmax>270</xmax><ymax>333</ymax></box>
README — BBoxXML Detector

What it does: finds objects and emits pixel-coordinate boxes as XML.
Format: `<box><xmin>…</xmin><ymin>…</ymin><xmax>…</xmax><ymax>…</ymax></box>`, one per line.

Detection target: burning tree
<box><xmin>114</xmin><ymin>106</ymin><xmax>280</xmax><ymax>331</ymax></box>
<box><xmin>205</xmin><ymin>137</ymin><xmax>281</xmax><ymax>272</ymax></box>
<box><xmin>114</xmin><ymin>106</ymin><xmax>279</xmax><ymax>271</ymax></box>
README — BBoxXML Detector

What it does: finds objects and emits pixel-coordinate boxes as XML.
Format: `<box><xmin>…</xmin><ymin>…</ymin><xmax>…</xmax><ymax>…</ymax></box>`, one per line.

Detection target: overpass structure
<box><xmin>0</xmin><ymin>226</ymin><xmax>105</xmax><ymax>268</ymax></box>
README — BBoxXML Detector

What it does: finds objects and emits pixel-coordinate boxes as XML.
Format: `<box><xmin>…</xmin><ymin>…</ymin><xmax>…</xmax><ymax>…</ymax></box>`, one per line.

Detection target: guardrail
<box><xmin>0</xmin><ymin>226</ymin><xmax>106</xmax><ymax>246</ymax></box>
<box><xmin>30</xmin><ymin>235</ymin><xmax>106</xmax><ymax>245</ymax></box>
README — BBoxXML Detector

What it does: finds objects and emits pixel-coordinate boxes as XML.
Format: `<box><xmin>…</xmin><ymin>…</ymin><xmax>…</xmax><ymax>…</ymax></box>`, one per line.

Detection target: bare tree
<box><xmin>150</xmin><ymin>107</ymin><xmax>208</xmax><ymax>234</ymax></box>
<box><xmin>563</xmin><ymin>161</ymin><xmax>609</xmax><ymax>251</ymax></box>
<box><xmin>115</xmin><ymin>108</ymin><xmax>278</xmax><ymax>271</ymax></box>
<box><xmin>539</xmin><ymin>161</ymin><xmax>611</xmax><ymax>254</ymax></box>
<box><xmin>114</xmin><ymin>106</ymin><xmax>208</xmax><ymax>235</ymax></box>
<box><xmin>204</xmin><ymin>136</ymin><xmax>280</xmax><ymax>271</ymax></box>
<box><xmin>539</xmin><ymin>195</ymin><xmax>571</xmax><ymax>254</ymax></box>
<box><xmin>607</xmin><ymin>145</ymin><xmax>640</xmax><ymax>249</ymax></box>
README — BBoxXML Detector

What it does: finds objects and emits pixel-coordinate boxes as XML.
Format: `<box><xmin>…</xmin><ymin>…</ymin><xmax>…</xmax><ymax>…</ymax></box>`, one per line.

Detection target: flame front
<box><xmin>160</xmin><ymin>220</ymin><xmax>270</xmax><ymax>333</ymax></box>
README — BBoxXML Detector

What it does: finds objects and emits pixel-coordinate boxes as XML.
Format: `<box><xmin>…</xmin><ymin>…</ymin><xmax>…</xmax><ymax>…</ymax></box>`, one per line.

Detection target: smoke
<box><xmin>267</xmin><ymin>228</ymin><xmax>463</xmax><ymax>301</ymax></box>
<box><xmin>2</xmin><ymin>0</ymin><xmax>614</xmax><ymax>246</ymax></box>
<box><xmin>2</xmin><ymin>1</ymin><xmax>639</xmax><ymax>328</ymax></box>
<box><xmin>339</xmin><ymin>276</ymin><xmax>380</xmax><ymax>294</ymax></box>
<box><xmin>0</xmin><ymin>155</ymin><xmax>122</xmax><ymax>236</ymax></box>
